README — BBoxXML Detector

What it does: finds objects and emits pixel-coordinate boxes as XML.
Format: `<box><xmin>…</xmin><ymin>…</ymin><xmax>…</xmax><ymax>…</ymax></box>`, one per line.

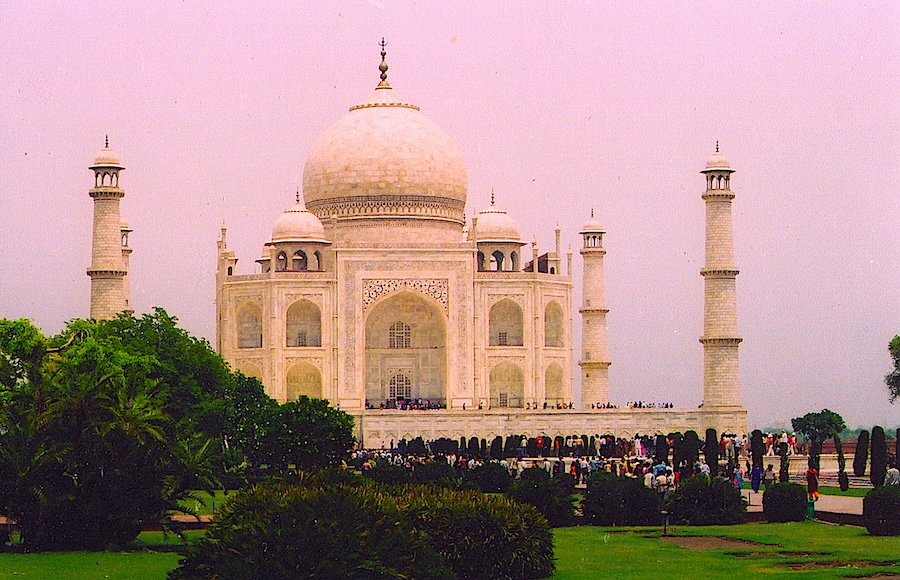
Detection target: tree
<box><xmin>750</xmin><ymin>429</ymin><xmax>765</xmax><ymax>470</ymax></box>
<box><xmin>853</xmin><ymin>430</ymin><xmax>870</xmax><ymax>477</ymax></box>
<box><xmin>704</xmin><ymin>428</ymin><xmax>718</xmax><ymax>476</ymax></box>
<box><xmin>835</xmin><ymin>433</ymin><xmax>849</xmax><ymax>491</ymax></box>
<box><xmin>791</xmin><ymin>409</ymin><xmax>846</xmax><ymax>470</ymax></box>
<box><xmin>871</xmin><ymin>426</ymin><xmax>888</xmax><ymax>487</ymax></box>
<box><xmin>886</xmin><ymin>335</ymin><xmax>900</xmax><ymax>402</ymax></box>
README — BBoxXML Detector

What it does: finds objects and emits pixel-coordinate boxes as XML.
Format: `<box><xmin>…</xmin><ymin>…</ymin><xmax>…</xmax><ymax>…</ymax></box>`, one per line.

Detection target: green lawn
<box><xmin>176</xmin><ymin>489</ymin><xmax>230</xmax><ymax>516</ymax></box>
<box><xmin>552</xmin><ymin>522</ymin><xmax>900</xmax><ymax>579</ymax></box>
<box><xmin>2</xmin><ymin>522</ymin><xmax>897</xmax><ymax>579</ymax></box>
<box><xmin>818</xmin><ymin>486</ymin><xmax>870</xmax><ymax>497</ymax></box>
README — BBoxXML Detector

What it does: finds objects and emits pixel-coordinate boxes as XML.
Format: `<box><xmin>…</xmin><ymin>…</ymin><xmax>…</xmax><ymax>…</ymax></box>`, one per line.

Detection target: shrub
<box><xmin>582</xmin><ymin>472</ymin><xmax>662</xmax><ymax>526</ymax></box>
<box><xmin>853</xmin><ymin>430</ymin><xmax>870</xmax><ymax>476</ymax></box>
<box><xmin>683</xmin><ymin>431</ymin><xmax>701</xmax><ymax>466</ymax></box>
<box><xmin>654</xmin><ymin>434</ymin><xmax>669</xmax><ymax>465</ymax></box>
<box><xmin>863</xmin><ymin>485</ymin><xmax>900</xmax><ymax>536</ymax></box>
<box><xmin>411</xmin><ymin>460</ymin><xmax>459</xmax><ymax>487</ymax></box>
<box><xmin>469</xmin><ymin>461</ymin><xmax>513</xmax><ymax>493</ymax></box>
<box><xmin>366</xmin><ymin>462</ymin><xmax>411</xmax><ymax>485</ymax></box>
<box><xmin>871</xmin><ymin>426</ymin><xmax>887</xmax><ymax>487</ymax></box>
<box><xmin>667</xmin><ymin>475</ymin><xmax>746</xmax><ymax>526</ymax></box>
<box><xmin>508</xmin><ymin>467</ymin><xmax>576</xmax><ymax>527</ymax></box>
<box><xmin>779</xmin><ymin>448</ymin><xmax>791</xmax><ymax>483</ymax></box>
<box><xmin>170</xmin><ymin>482</ymin><xmax>452</xmax><ymax>580</ymax></box>
<box><xmin>171</xmin><ymin>480</ymin><xmax>556</xmax><ymax>580</ymax></box>
<box><xmin>762</xmin><ymin>483</ymin><xmax>807</xmax><ymax>522</ymax></box>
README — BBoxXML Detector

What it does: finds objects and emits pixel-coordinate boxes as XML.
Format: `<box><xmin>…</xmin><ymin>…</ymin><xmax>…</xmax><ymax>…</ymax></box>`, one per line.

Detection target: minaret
<box><xmin>87</xmin><ymin>137</ymin><xmax>130</xmax><ymax>319</ymax></box>
<box><xmin>700</xmin><ymin>143</ymin><xmax>742</xmax><ymax>407</ymax></box>
<box><xmin>579</xmin><ymin>210</ymin><xmax>611</xmax><ymax>407</ymax></box>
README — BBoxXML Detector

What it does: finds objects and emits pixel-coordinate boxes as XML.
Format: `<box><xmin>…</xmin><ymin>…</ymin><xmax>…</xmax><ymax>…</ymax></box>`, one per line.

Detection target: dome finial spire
<box><xmin>591</xmin><ymin>208</ymin><xmax>594</xmax><ymax>218</ymax></box>
<box><xmin>490</xmin><ymin>188</ymin><xmax>495</xmax><ymax>205</ymax></box>
<box><xmin>716</xmin><ymin>140</ymin><xmax>719</xmax><ymax>153</ymax></box>
<box><xmin>296</xmin><ymin>189</ymin><xmax>300</xmax><ymax>203</ymax></box>
<box><xmin>105</xmin><ymin>134</ymin><xmax>109</xmax><ymax>148</ymax></box>
<box><xmin>378</xmin><ymin>38</ymin><xmax>390</xmax><ymax>87</ymax></box>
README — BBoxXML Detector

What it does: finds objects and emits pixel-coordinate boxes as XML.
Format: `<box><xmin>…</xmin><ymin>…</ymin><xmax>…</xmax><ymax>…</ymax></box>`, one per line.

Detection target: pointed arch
<box><xmin>292</xmin><ymin>250</ymin><xmax>308</xmax><ymax>271</ymax></box>
<box><xmin>544</xmin><ymin>362</ymin><xmax>564</xmax><ymax>406</ymax></box>
<box><xmin>544</xmin><ymin>301</ymin><xmax>565</xmax><ymax>347</ymax></box>
<box><xmin>286</xmin><ymin>299</ymin><xmax>321</xmax><ymax>347</ymax></box>
<box><xmin>236</xmin><ymin>303</ymin><xmax>262</xmax><ymax>349</ymax></box>
<box><xmin>489</xmin><ymin>299</ymin><xmax>524</xmax><ymax>346</ymax></box>
<box><xmin>286</xmin><ymin>362</ymin><xmax>322</xmax><ymax>400</ymax></box>
<box><xmin>490</xmin><ymin>362</ymin><xmax>524</xmax><ymax>408</ymax></box>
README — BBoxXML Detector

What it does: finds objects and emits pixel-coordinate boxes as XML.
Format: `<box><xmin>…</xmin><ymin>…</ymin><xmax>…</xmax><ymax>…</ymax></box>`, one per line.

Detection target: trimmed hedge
<box><xmin>863</xmin><ymin>485</ymin><xmax>900</xmax><ymax>536</ymax></box>
<box><xmin>762</xmin><ymin>483</ymin><xmax>807</xmax><ymax>522</ymax></box>
<box><xmin>582</xmin><ymin>472</ymin><xmax>662</xmax><ymax>526</ymax></box>
<box><xmin>171</xmin><ymin>478</ymin><xmax>555</xmax><ymax>579</ymax></box>
<box><xmin>507</xmin><ymin>467</ymin><xmax>576</xmax><ymax>527</ymax></box>
<box><xmin>469</xmin><ymin>461</ymin><xmax>513</xmax><ymax>493</ymax></box>
<box><xmin>667</xmin><ymin>475</ymin><xmax>747</xmax><ymax>526</ymax></box>
<box><xmin>871</xmin><ymin>426</ymin><xmax>887</xmax><ymax>487</ymax></box>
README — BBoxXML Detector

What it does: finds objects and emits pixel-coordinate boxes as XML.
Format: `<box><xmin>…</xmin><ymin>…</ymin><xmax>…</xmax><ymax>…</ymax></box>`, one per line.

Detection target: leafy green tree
<box><xmin>791</xmin><ymin>409</ymin><xmax>846</xmax><ymax>470</ymax></box>
<box><xmin>886</xmin><ymin>335</ymin><xmax>900</xmax><ymax>402</ymax></box>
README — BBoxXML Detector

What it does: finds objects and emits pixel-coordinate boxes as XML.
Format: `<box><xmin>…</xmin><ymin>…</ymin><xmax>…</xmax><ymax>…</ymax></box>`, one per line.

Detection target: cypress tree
<box><xmin>834</xmin><ymin>434</ymin><xmax>849</xmax><ymax>491</ymax></box>
<box><xmin>871</xmin><ymin>426</ymin><xmax>887</xmax><ymax>487</ymax></box>
<box><xmin>750</xmin><ymin>429</ymin><xmax>765</xmax><ymax>470</ymax></box>
<box><xmin>705</xmin><ymin>428</ymin><xmax>718</xmax><ymax>476</ymax></box>
<box><xmin>853</xmin><ymin>430</ymin><xmax>869</xmax><ymax>477</ymax></box>
<box><xmin>683</xmin><ymin>430</ymin><xmax>701</xmax><ymax>466</ymax></box>
<box><xmin>654</xmin><ymin>434</ymin><xmax>669</xmax><ymax>465</ymax></box>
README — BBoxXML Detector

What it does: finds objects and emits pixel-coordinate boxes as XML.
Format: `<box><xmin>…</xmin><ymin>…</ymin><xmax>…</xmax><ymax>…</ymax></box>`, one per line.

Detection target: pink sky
<box><xmin>1</xmin><ymin>2</ymin><xmax>897</xmax><ymax>429</ymax></box>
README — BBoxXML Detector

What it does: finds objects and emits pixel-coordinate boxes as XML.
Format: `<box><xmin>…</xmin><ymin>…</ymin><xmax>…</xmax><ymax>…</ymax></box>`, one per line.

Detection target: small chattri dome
<box><xmin>271</xmin><ymin>196</ymin><xmax>330</xmax><ymax>244</ymax></box>
<box><xmin>472</xmin><ymin>195</ymin><xmax>522</xmax><ymax>243</ymax></box>
<box><xmin>704</xmin><ymin>142</ymin><xmax>734</xmax><ymax>172</ymax></box>
<box><xmin>580</xmin><ymin>210</ymin><xmax>604</xmax><ymax>233</ymax></box>
<box><xmin>91</xmin><ymin>137</ymin><xmax>124</xmax><ymax>169</ymax></box>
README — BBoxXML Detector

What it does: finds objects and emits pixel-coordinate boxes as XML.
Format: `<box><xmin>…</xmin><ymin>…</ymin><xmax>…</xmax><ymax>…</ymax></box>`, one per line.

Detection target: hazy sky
<box><xmin>1</xmin><ymin>2</ymin><xmax>897</xmax><ymax>429</ymax></box>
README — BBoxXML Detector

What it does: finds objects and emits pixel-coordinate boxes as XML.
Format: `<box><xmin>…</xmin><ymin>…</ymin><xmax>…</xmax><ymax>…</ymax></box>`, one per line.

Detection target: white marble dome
<box><xmin>91</xmin><ymin>142</ymin><xmax>123</xmax><ymax>169</ymax></box>
<box><xmin>473</xmin><ymin>199</ymin><xmax>522</xmax><ymax>243</ymax></box>
<box><xmin>302</xmin><ymin>83</ymin><xmax>468</xmax><ymax>224</ymax></box>
<box><xmin>271</xmin><ymin>198</ymin><xmax>329</xmax><ymax>244</ymax></box>
<box><xmin>581</xmin><ymin>213</ymin><xmax>604</xmax><ymax>233</ymax></box>
<box><xmin>705</xmin><ymin>148</ymin><xmax>732</xmax><ymax>171</ymax></box>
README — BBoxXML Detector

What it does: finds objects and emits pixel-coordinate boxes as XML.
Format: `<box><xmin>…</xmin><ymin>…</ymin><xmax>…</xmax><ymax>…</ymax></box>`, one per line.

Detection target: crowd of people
<box><xmin>624</xmin><ymin>401</ymin><xmax>675</xmax><ymax>409</ymax></box>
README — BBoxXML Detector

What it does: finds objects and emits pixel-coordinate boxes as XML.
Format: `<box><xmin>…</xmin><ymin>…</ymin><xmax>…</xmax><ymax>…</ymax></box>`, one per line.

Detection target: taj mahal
<box><xmin>84</xmin><ymin>45</ymin><xmax>748</xmax><ymax>447</ymax></box>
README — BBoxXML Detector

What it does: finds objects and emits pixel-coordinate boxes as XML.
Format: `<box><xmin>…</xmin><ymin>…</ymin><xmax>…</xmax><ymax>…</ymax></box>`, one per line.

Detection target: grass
<box><xmin>552</xmin><ymin>522</ymin><xmax>900</xmax><ymax>579</ymax></box>
<box><xmin>176</xmin><ymin>489</ymin><xmax>230</xmax><ymax>516</ymax></box>
<box><xmin>2</xmin><ymin>522</ymin><xmax>898</xmax><ymax>579</ymax></box>
<box><xmin>818</xmin><ymin>486</ymin><xmax>870</xmax><ymax>498</ymax></box>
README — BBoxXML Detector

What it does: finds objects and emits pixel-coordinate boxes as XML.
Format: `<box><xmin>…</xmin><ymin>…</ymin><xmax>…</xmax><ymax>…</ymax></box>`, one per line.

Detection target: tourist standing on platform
<box><xmin>762</xmin><ymin>464</ymin><xmax>776</xmax><ymax>489</ymax></box>
<box><xmin>806</xmin><ymin>466</ymin><xmax>819</xmax><ymax>500</ymax></box>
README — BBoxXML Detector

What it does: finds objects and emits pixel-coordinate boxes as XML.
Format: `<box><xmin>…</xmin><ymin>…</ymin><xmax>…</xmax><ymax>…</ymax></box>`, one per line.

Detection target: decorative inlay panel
<box><xmin>363</xmin><ymin>279</ymin><xmax>449</xmax><ymax>312</ymax></box>
<box><xmin>487</xmin><ymin>356</ymin><xmax>526</xmax><ymax>369</ymax></box>
<box><xmin>284</xmin><ymin>293</ymin><xmax>323</xmax><ymax>307</ymax></box>
<box><xmin>285</xmin><ymin>357</ymin><xmax>324</xmax><ymax>371</ymax></box>
<box><xmin>488</xmin><ymin>293</ymin><xmax>525</xmax><ymax>307</ymax></box>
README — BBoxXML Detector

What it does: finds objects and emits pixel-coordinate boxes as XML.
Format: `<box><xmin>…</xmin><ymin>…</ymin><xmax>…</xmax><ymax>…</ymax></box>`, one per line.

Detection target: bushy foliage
<box><xmin>582</xmin><ymin>472</ymin><xmax>662</xmax><ymax>526</ymax></box>
<box><xmin>411</xmin><ymin>460</ymin><xmax>458</xmax><ymax>487</ymax></box>
<box><xmin>508</xmin><ymin>467</ymin><xmax>576</xmax><ymax>527</ymax></box>
<box><xmin>793</xmin><ymin>409</ymin><xmax>846</xmax><ymax>471</ymax></box>
<box><xmin>682</xmin><ymin>431</ymin><xmax>701</xmax><ymax>467</ymax></box>
<box><xmin>171</xmin><ymin>478</ymin><xmax>556</xmax><ymax>580</ymax></box>
<box><xmin>886</xmin><ymin>335</ymin><xmax>900</xmax><ymax>403</ymax></box>
<box><xmin>863</xmin><ymin>485</ymin><xmax>900</xmax><ymax>536</ymax></box>
<box><xmin>366</xmin><ymin>462</ymin><xmax>412</xmax><ymax>485</ymax></box>
<box><xmin>0</xmin><ymin>311</ymin><xmax>355</xmax><ymax>551</ymax></box>
<box><xmin>854</xmin><ymin>430</ymin><xmax>870</xmax><ymax>477</ymax></box>
<box><xmin>834</xmin><ymin>434</ymin><xmax>849</xmax><ymax>491</ymax></box>
<box><xmin>871</xmin><ymin>426</ymin><xmax>888</xmax><ymax>487</ymax></box>
<box><xmin>469</xmin><ymin>461</ymin><xmax>513</xmax><ymax>493</ymax></box>
<box><xmin>667</xmin><ymin>475</ymin><xmax>747</xmax><ymax>526</ymax></box>
<box><xmin>762</xmin><ymin>483</ymin><xmax>807</xmax><ymax>522</ymax></box>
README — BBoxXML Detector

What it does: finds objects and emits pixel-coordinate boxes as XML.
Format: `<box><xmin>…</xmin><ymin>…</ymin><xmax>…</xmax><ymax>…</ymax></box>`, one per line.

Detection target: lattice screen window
<box><xmin>389</xmin><ymin>373</ymin><xmax>412</xmax><ymax>399</ymax></box>
<box><xmin>296</xmin><ymin>331</ymin><xmax>307</xmax><ymax>347</ymax></box>
<box><xmin>498</xmin><ymin>332</ymin><xmax>508</xmax><ymax>346</ymax></box>
<box><xmin>499</xmin><ymin>393</ymin><xmax>509</xmax><ymax>407</ymax></box>
<box><xmin>389</xmin><ymin>321</ymin><xmax>411</xmax><ymax>349</ymax></box>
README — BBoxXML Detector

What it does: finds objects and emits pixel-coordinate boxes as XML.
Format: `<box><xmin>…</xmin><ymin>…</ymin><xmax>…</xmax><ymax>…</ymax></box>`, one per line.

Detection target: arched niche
<box><xmin>286</xmin><ymin>362</ymin><xmax>322</xmax><ymax>400</ymax></box>
<box><xmin>490</xmin><ymin>361</ymin><xmax>524</xmax><ymax>408</ymax></box>
<box><xmin>236</xmin><ymin>360</ymin><xmax>263</xmax><ymax>383</ymax></box>
<box><xmin>286</xmin><ymin>299</ymin><xmax>321</xmax><ymax>347</ymax></box>
<box><xmin>544</xmin><ymin>301</ymin><xmax>565</xmax><ymax>347</ymax></box>
<box><xmin>489</xmin><ymin>299</ymin><xmax>524</xmax><ymax>346</ymax></box>
<box><xmin>236</xmin><ymin>303</ymin><xmax>263</xmax><ymax>349</ymax></box>
<box><xmin>544</xmin><ymin>362</ymin><xmax>564</xmax><ymax>405</ymax></box>
<box><xmin>364</xmin><ymin>291</ymin><xmax>447</xmax><ymax>406</ymax></box>
<box><xmin>292</xmin><ymin>250</ymin><xmax>308</xmax><ymax>271</ymax></box>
